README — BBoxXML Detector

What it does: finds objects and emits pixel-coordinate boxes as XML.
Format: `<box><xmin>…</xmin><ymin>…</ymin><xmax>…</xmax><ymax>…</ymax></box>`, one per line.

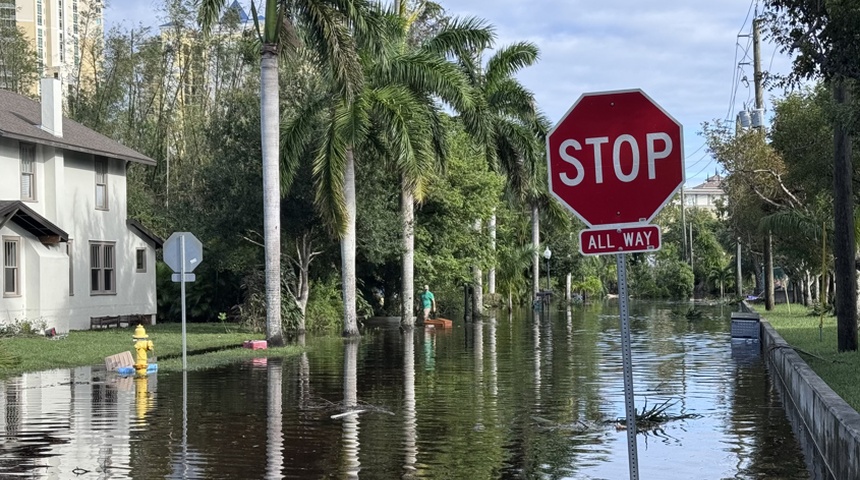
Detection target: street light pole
<box><xmin>543</xmin><ymin>246</ymin><xmax>552</xmax><ymax>291</ymax></box>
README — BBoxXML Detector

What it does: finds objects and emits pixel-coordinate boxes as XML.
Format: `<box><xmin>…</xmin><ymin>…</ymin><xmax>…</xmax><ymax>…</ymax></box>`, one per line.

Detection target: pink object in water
<box><xmin>243</xmin><ymin>340</ymin><xmax>268</xmax><ymax>350</ymax></box>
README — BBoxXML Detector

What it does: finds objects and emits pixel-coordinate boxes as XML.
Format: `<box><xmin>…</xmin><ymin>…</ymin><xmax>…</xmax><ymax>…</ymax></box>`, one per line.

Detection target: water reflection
<box><xmin>266</xmin><ymin>359</ymin><xmax>283</xmax><ymax>479</ymax></box>
<box><xmin>0</xmin><ymin>302</ymin><xmax>812</xmax><ymax>479</ymax></box>
<box><xmin>403</xmin><ymin>328</ymin><xmax>417</xmax><ymax>477</ymax></box>
<box><xmin>341</xmin><ymin>339</ymin><xmax>361</xmax><ymax>479</ymax></box>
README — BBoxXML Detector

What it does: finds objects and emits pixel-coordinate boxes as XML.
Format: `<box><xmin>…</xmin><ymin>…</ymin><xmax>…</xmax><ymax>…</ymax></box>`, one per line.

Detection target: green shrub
<box><xmin>305</xmin><ymin>277</ymin><xmax>344</xmax><ymax>334</ymax></box>
<box><xmin>657</xmin><ymin>260</ymin><xmax>694</xmax><ymax>300</ymax></box>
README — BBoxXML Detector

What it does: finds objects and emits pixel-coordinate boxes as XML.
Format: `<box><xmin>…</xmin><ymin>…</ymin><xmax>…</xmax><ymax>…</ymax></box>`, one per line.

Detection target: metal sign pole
<box><xmin>616</xmin><ymin>252</ymin><xmax>639</xmax><ymax>480</ymax></box>
<box><xmin>180</xmin><ymin>234</ymin><xmax>187</xmax><ymax>371</ymax></box>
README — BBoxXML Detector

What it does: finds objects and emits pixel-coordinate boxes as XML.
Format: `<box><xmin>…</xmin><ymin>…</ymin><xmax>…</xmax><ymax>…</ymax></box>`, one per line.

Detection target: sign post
<box><xmin>547</xmin><ymin>89</ymin><xmax>684</xmax><ymax>480</ymax></box>
<box><xmin>164</xmin><ymin>232</ymin><xmax>203</xmax><ymax>371</ymax></box>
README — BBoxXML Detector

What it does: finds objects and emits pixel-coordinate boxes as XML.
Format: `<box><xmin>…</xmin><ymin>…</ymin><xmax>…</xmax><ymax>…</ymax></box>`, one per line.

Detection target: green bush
<box><xmin>305</xmin><ymin>277</ymin><xmax>344</xmax><ymax>334</ymax></box>
<box><xmin>236</xmin><ymin>269</ymin><xmax>302</xmax><ymax>334</ymax></box>
<box><xmin>658</xmin><ymin>260</ymin><xmax>694</xmax><ymax>300</ymax></box>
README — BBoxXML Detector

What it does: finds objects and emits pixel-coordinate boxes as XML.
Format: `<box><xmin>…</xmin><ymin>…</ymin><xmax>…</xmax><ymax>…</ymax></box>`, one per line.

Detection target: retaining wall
<box><xmin>746</xmin><ymin>303</ymin><xmax>860</xmax><ymax>480</ymax></box>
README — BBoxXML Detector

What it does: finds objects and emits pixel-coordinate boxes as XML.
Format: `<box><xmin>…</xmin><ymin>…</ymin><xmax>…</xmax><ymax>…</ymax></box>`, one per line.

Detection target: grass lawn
<box><xmin>0</xmin><ymin>323</ymin><xmax>302</xmax><ymax>378</ymax></box>
<box><xmin>755</xmin><ymin>303</ymin><xmax>860</xmax><ymax>413</ymax></box>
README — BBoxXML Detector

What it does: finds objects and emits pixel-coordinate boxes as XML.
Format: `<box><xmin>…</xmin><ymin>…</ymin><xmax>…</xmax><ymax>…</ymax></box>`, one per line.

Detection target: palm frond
<box><xmin>297</xmin><ymin>0</ymin><xmax>364</xmax><ymax>100</ymax></box>
<box><xmin>312</xmin><ymin>104</ymin><xmax>351</xmax><ymax>236</ymax></box>
<box><xmin>377</xmin><ymin>49</ymin><xmax>473</xmax><ymax>113</ymax></box>
<box><xmin>420</xmin><ymin>16</ymin><xmax>494</xmax><ymax>60</ymax></box>
<box><xmin>759</xmin><ymin>209</ymin><xmax>822</xmax><ymax>240</ymax></box>
<box><xmin>486</xmin><ymin>77</ymin><xmax>537</xmax><ymax>117</ymax></box>
<box><xmin>280</xmin><ymin>95</ymin><xmax>328</xmax><ymax>194</ymax></box>
<box><xmin>330</xmin><ymin>0</ymin><xmax>389</xmax><ymax>56</ymax></box>
<box><xmin>369</xmin><ymin>84</ymin><xmax>435</xmax><ymax>195</ymax></box>
<box><xmin>484</xmin><ymin>42</ymin><xmax>539</xmax><ymax>87</ymax></box>
<box><xmin>197</xmin><ymin>0</ymin><xmax>228</xmax><ymax>35</ymax></box>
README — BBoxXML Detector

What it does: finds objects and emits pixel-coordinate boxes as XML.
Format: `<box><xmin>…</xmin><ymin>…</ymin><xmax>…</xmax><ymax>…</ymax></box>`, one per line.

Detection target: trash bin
<box><xmin>730</xmin><ymin>311</ymin><xmax>760</xmax><ymax>340</ymax></box>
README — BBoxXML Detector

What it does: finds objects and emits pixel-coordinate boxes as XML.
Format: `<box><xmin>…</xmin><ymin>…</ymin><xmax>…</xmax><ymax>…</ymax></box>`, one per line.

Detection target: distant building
<box><xmin>685</xmin><ymin>173</ymin><xmax>726</xmax><ymax>213</ymax></box>
<box><xmin>3</xmin><ymin>0</ymin><xmax>103</xmax><ymax>95</ymax></box>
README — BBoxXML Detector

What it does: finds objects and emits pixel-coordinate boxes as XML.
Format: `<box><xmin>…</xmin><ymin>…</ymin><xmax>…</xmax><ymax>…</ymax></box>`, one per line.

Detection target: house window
<box><xmin>20</xmin><ymin>143</ymin><xmax>36</xmax><ymax>201</ymax></box>
<box><xmin>3</xmin><ymin>237</ymin><xmax>20</xmax><ymax>296</ymax></box>
<box><xmin>90</xmin><ymin>241</ymin><xmax>115</xmax><ymax>294</ymax></box>
<box><xmin>95</xmin><ymin>158</ymin><xmax>108</xmax><ymax>210</ymax></box>
<box><xmin>135</xmin><ymin>248</ymin><xmax>146</xmax><ymax>273</ymax></box>
<box><xmin>67</xmin><ymin>240</ymin><xmax>74</xmax><ymax>296</ymax></box>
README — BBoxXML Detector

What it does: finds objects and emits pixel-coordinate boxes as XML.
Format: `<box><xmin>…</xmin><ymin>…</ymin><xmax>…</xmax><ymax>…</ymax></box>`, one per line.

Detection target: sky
<box><xmin>105</xmin><ymin>0</ymin><xmax>794</xmax><ymax>187</ymax></box>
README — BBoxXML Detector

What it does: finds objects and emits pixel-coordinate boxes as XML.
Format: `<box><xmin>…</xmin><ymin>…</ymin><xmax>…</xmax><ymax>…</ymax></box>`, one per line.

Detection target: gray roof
<box><xmin>127</xmin><ymin>219</ymin><xmax>164</xmax><ymax>248</ymax></box>
<box><xmin>0</xmin><ymin>200</ymin><xmax>69</xmax><ymax>241</ymax></box>
<box><xmin>0</xmin><ymin>89</ymin><xmax>156</xmax><ymax>166</ymax></box>
<box><xmin>689</xmin><ymin>174</ymin><xmax>725</xmax><ymax>194</ymax></box>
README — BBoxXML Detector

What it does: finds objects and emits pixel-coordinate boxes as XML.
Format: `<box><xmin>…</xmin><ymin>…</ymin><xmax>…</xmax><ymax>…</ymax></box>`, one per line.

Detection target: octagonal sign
<box><xmin>547</xmin><ymin>89</ymin><xmax>684</xmax><ymax>227</ymax></box>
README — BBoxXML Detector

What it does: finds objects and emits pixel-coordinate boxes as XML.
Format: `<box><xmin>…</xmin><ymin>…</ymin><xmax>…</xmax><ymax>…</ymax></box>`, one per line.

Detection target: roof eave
<box><xmin>0</xmin><ymin>130</ymin><xmax>157</xmax><ymax>166</ymax></box>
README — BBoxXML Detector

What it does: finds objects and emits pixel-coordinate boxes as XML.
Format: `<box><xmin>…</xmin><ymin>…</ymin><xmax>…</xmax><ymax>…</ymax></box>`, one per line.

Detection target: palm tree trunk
<box><xmin>832</xmin><ymin>77</ymin><xmax>858</xmax><ymax>352</ymax></box>
<box><xmin>473</xmin><ymin>266</ymin><xmax>483</xmax><ymax>318</ymax></box>
<box><xmin>401</xmin><ymin>180</ymin><xmax>415</xmax><ymax>328</ymax></box>
<box><xmin>261</xmin><ymin>45</ymin><xmax>283</xmax><ymax>346</ymax></box>
<box><xmin>565</xmin><ymin>273</ymin><xmax>571</xmax><ymax>303</ymax></box>
<box><xmin>531</xmin><ymin>204</ymin><xmax>540</xmax><ymax>299</ymax></box>
<box><xmin>765</xmin><ymin>232</ymin><xmax>774</xmax><ymax>311</ymax></box>
<box><xmin>472</xmin><ymin>219</ymin><xmax>483</xmax><ymax>318</ymax></box>
<box><xmin>342</xmin><ymin>148</ymin><xmax>360</xmax><ymax>337</ymax></box>
<box><xmin>488</xmin><ymin>211</ymin><xmax>496</xmax><ymax>297</ymax></box>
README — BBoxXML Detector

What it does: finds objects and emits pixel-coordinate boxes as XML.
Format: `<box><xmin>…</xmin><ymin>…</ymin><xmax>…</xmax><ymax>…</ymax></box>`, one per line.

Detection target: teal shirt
<box><xmin>420</xmin><ymin>291</ymin><xmax>435</xmax><ymax>309</ymax></box>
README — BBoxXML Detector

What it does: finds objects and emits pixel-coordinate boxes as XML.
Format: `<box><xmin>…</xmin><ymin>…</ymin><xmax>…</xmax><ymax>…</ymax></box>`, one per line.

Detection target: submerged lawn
<box><xmin>756</xmin><ymin>303</ymin><xmax>860</xmax><ymax>413</ymax></box>
<box><xmin>0</xmin><ymin>323</ymin><xmax>302</xmax><ymax>378</ymax></box>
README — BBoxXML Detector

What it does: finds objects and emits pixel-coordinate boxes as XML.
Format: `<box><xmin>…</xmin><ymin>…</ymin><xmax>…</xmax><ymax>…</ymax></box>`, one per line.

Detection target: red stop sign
<box><xmin>547</xmin><ymin>89</ymin><xmax>684</xmax><ymax>227</ymax></box>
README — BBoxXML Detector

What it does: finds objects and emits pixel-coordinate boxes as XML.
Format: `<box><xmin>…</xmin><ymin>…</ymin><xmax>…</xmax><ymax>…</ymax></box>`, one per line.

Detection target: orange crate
<box><xmin>424</xmin><ymin>318</ymin><xmax>453</xmax><ymax>328</ymax></box>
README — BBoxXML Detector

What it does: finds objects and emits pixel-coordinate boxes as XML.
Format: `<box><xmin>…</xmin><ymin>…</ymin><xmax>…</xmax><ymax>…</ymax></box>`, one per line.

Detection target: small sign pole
<box><xmin>616</xmin><ymin>253</ymin><xmax>639</xmax><ymax>480</ymax></box>
<box><xmin>180</xmin><ymin>234</ymin><xmax>187</xmax><ymax>371</ymax></box>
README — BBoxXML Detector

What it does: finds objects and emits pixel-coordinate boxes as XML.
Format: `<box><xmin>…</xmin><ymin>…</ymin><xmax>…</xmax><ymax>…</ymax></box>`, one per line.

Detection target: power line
<box><xmin>685</xmin><ymin>142</ymin><xmax>705</xmax><ymax>159</ymax></box>
<box><xmin>726</xmin><ymin>0</ymin><xmax>758</xmax><ymax>121</ymax></box>
<box><xmin>685</xmin><ymin>149</ymin><xmax>710</xmax><ymax>170</ymax></box>
<box><xmin>689</xmin><ymin>157</ymin><xmax>717</xmax><ymax>182</ymax></box>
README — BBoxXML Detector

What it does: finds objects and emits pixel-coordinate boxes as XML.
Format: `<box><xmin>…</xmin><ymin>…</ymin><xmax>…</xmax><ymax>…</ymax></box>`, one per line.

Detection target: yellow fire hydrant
<box><xmin>133</xmin><ymin>324</ymin><xmax>154</xmax><ymax>376</ymax></box>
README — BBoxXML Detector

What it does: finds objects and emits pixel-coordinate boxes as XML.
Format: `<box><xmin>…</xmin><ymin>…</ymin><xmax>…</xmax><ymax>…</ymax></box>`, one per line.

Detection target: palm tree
<box><xmin>459</xmin><ymin>42</ymin><xmax>546</xmax><ymax>313</ymax></box>
<box><xmin>708</xmin><ymin>256</ymin><xmax>733</xmax><ymax>300</ymax></box>
<box><xmin>390</xmin><ymin>2</ymin><xmax>493</xmax><ymax>328</ymax></box>
<box><xmin>198</xmin><ymin>0</ymin><xmax>374</xmax><ymax>343</ymax></box>
<box><xmin>282</xmin><ymin>5</ymin><xmax>477</xmax><ymax>336</ymax></box>
<box><xmin>496</xmin><ymin>243</ymin><xmax>534</xmax><ymax>309</ymax></box>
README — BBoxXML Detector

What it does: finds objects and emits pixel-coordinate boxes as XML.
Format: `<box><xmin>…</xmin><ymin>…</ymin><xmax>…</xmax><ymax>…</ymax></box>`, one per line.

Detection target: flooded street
<box><xmin>0</xmin><ymin>302</ymin><xmax>810</xmax><ymax>479</ymax></box>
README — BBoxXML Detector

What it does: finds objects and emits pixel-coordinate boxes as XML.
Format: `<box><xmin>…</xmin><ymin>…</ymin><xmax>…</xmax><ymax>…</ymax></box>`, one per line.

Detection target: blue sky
<box><xmin>105</xmin><ymin>0</ymin><xmax>793</xmax><ymax>187</ymax></box>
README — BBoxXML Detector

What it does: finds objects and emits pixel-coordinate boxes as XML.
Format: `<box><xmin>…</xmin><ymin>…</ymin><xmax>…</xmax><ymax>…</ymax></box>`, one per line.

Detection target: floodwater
<box><xmin>0</xmin><ymin>301</ymin><xmax>811</xmax><ymax>479</ymax></box>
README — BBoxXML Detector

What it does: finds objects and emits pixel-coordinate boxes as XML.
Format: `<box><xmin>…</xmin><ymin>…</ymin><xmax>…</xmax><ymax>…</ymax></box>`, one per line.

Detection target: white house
<box><xmin>685</xmin><ymin>173</ymin><xmax>726</xmax><ymax>213</ymax></box>
<box><xmin>0</xmin><ymin>77</ymin><xmax>160</xmax><ymax>332</ymax></box>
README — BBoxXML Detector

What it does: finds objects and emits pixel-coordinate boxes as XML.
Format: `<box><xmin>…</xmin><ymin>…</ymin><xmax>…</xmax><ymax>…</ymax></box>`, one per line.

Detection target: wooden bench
<box><xmin>90</xmin><ymin>316</ymin><xmax>121</xmax><ymax>329</ymax></box>
<box><xmin>90</xmin><ymin>314</ymin><xmax>154</xmax><ymax>330</ymax></box>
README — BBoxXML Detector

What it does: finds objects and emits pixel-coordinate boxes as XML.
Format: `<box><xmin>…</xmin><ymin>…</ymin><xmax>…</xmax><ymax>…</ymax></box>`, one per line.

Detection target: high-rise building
<box><xmin>3</xmin><ymin>0</ymin><xmax>103</xmax><ymax>94</ymax></box>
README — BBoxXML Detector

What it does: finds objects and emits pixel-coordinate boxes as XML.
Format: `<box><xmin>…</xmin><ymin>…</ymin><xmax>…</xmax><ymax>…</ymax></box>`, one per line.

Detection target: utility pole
<box><xmin>736</xmin><ymin>239</ymin><xmax>743</xmax><ymax>297</ymax></box>
<box><xmin>680</xmin><ymin>186</ymin><xmax>688</xmax><ymax>263</ymax></box>
<box><xmin>753</xmin><ymin>17</ymin><xmax>775</xmax><ymax>311</ymax></box>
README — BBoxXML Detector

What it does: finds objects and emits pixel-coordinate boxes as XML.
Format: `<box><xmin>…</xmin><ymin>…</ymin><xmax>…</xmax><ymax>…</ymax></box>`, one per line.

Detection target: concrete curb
<box><xmin>751</xmin><ymin>308</ymin><xmax>860</xmax><ymax>480</ymax></box>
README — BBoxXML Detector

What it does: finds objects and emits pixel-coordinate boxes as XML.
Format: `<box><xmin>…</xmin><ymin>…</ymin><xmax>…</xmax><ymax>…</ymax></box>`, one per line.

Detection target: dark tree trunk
<box><xmin>832</xmin><ymin>78</ymin><xmax>857</xmax><ymax>352</ymax></box>
<box><xmin>765</xmin><ymin>232</ymin><xmax>774</xmax><ymax>311</ymax></box>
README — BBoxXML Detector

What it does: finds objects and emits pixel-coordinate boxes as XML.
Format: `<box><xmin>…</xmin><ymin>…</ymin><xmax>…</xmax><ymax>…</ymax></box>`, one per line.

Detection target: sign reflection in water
<box><xmin>0</xmin><ymin>303</ymin><xmax>812</xmax><ymax>479</ymax></box>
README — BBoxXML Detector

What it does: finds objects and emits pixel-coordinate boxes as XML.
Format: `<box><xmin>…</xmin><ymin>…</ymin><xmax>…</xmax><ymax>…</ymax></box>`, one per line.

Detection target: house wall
<box><xmin>0</xmin><ymin>138</ymin><xmax>20</xmax><ymax>198</ymax></box>
<box><xmin>63</xmin><ymin>152</ymin><xmax>156</xmax><ymax>330</ymax></box>
<box><xmin>0</xmin><ymin>136</ymin><xmax>157</xmax><ymax>332</ymax></box>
